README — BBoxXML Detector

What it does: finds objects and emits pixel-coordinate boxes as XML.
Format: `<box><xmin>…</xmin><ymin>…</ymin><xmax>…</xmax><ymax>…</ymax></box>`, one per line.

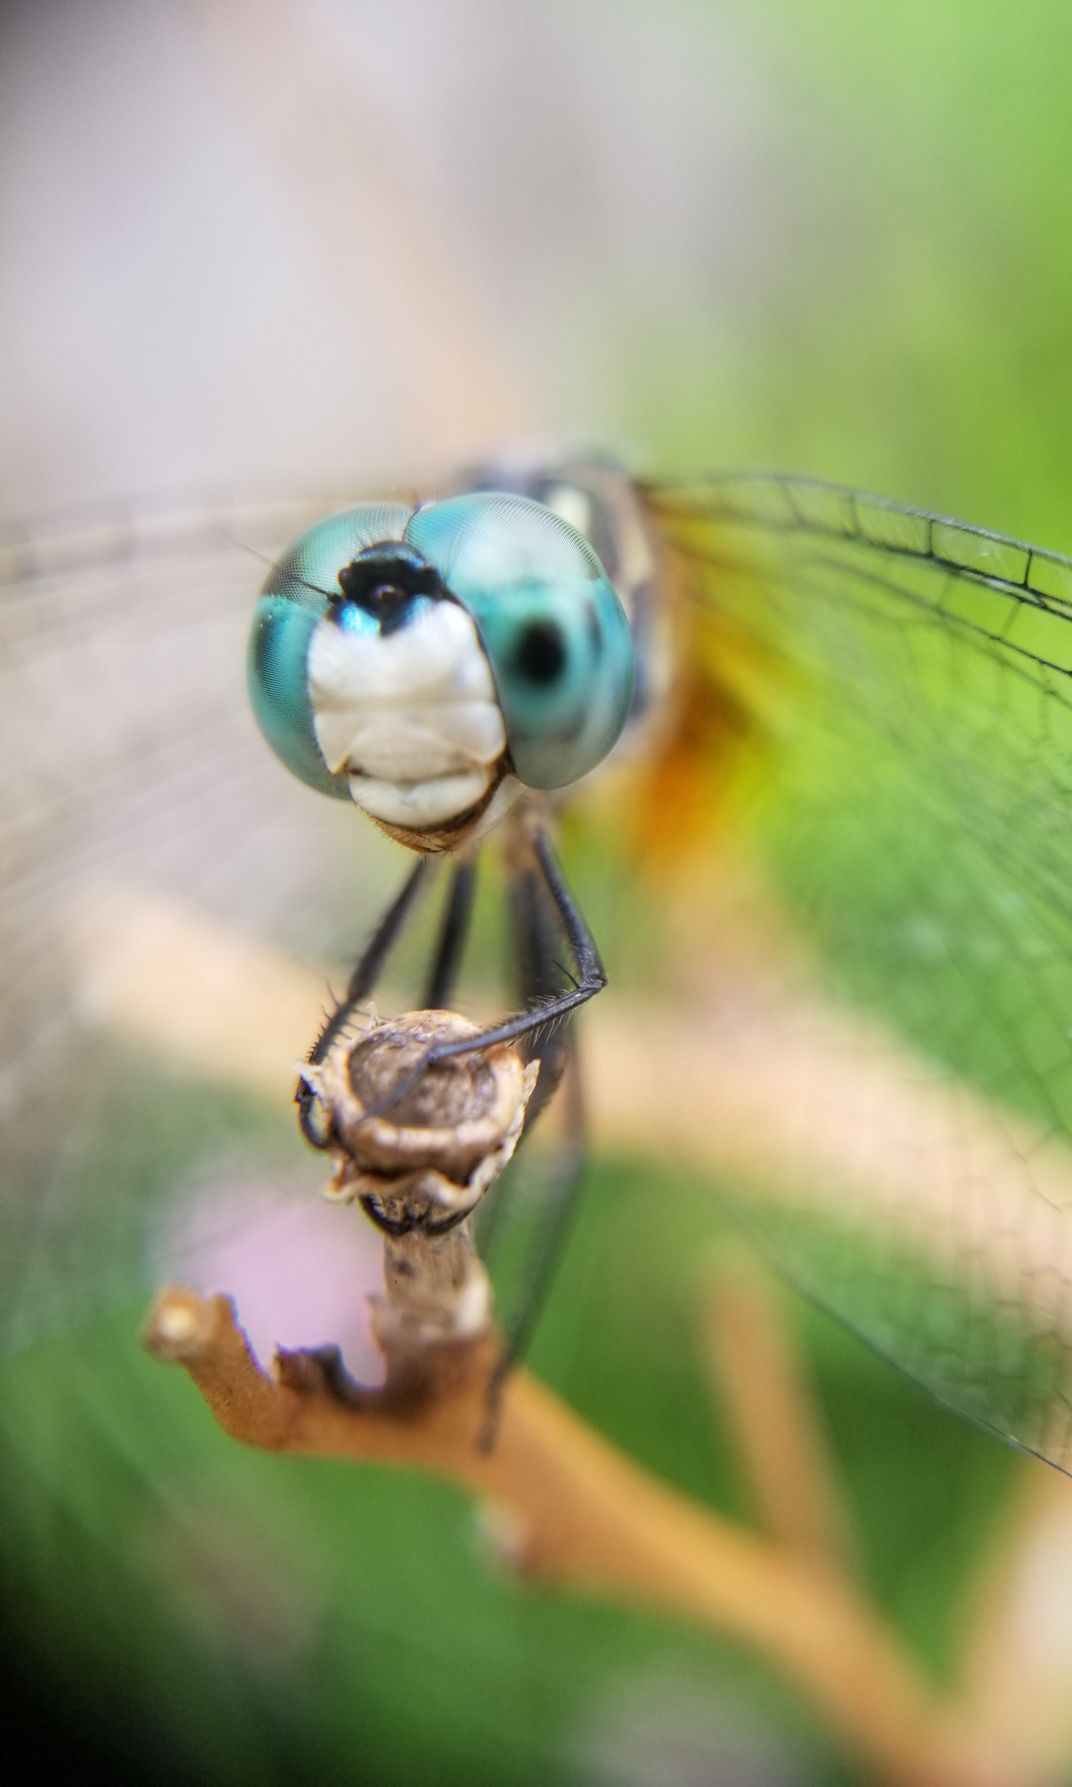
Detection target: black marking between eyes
<box><xmin>335</xmin><ymin>544</ymin><xmax>444</xmax><ymax>634</ymax></box>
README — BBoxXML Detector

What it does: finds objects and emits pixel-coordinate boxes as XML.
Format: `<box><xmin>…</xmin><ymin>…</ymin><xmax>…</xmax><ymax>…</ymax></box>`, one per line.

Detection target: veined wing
<box><xmin>644</xmin><ymin>472</ymin><xmax>1072</xmax><ymax>1473</ymax></box>
<box><xmin>0</xmin><ymin>490</ymin><xmax>393</xmax><ymax>1356</ymax></box>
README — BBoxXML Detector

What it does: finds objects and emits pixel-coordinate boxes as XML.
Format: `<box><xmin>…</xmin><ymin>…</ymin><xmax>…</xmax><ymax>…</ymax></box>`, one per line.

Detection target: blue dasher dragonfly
<box><xmin>5</xmin><ymin>455</ymin><xmax>1072</xmax><ymax>1474</ymax></box>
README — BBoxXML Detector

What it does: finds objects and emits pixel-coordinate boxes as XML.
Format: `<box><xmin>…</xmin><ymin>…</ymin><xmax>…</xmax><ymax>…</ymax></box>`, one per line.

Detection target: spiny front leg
<box><xmin>337</xmin><ymin>824</ymin><xmax>606</xmax><ymax>1132</ymax></box>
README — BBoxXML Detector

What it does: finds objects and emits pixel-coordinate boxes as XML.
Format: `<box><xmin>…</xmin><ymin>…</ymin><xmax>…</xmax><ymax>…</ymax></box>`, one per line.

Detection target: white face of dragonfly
<box><xmin>247</xmin><ymin>494</ymin><xmax>636</xmax><ymax>850</ymax></box>
<box><xmin>305</xmin><ymin>597</ymin><xmax>507</xmax><ymax>830</ymax></box>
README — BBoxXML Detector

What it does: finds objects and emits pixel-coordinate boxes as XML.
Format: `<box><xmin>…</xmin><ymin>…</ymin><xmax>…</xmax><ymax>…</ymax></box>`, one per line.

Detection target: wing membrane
<box><xmin>646</xmin><ymin>472</ymin><xmax>1072</xmax><ymax>1471</ymax></box>
<box><xmin>0</xmin><ymin>492</ymin><xmax>388</xmax><ymax>1355</ymax></box>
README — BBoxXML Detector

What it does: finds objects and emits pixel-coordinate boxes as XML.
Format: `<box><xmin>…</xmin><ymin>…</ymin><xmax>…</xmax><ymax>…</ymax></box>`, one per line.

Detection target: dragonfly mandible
<box><xmin>243</xmin><ymin>453</ymin><xmax>1072</xmax><ymax>1474</ymax></box>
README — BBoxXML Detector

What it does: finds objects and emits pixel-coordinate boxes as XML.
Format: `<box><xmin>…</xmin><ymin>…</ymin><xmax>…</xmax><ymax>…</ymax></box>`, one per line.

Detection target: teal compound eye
<box><xmin>405</xmin><ymin>493</ymin><xmax>635</xmax><ymax>790</ymax></box>
<box><xmin>247</xmin><ymin>502</ymin><xmax>414</xmax><ymax>798</ymax></box>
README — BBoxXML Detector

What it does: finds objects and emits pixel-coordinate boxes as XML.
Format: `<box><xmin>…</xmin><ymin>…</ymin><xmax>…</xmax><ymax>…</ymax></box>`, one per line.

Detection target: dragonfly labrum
<box><xmin>6</xmin><ymin>456</ymin><xmax>1072</xmax><ymax>1472</ymax></box>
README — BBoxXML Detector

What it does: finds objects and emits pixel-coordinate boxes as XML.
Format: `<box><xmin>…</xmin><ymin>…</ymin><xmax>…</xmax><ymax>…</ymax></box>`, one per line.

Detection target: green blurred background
<box><xmin>5</xmin><ymin>1</ymin><xmax>1072</xmax><ymax>1781</ymax></box>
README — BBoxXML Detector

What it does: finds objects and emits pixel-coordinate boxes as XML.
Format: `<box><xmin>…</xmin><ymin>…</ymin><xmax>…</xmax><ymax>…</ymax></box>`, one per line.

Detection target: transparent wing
<box><xmin>644</xmin><ymin>471</ymin><xmax>1072</xmax><ymax>1473</ymax></box>
<box><xmin>0</xmin><ymin>491</ymin><xmax>404</xmax><ymax>1363</ymax></box>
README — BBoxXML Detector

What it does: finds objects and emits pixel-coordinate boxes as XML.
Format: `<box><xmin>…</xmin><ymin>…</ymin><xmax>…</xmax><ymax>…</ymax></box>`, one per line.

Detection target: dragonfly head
<box><xmin>248</xmin><ymin>493</ymin><xmax>635</xmax><ymax>851</ymax></box>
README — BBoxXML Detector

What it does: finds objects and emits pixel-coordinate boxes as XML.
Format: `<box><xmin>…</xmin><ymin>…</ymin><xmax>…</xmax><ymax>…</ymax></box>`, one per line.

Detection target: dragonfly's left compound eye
<box><xmin>407</xmin><ymin>493</ymin><xmax>635</xmax><ymax>790</ymax></box>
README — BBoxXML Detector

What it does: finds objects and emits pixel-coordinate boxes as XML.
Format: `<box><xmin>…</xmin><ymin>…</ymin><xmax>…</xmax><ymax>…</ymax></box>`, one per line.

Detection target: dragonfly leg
<box><xmin>355</xmin><ymin>824</ymin><xmax>605</xmax><ymax>1126</ymax></box>
<box><xmin>480</xmin><ymin>1043</ymin><xmax>587</xmax><ymax>1449</ymax></box>
<box><xmin>477</xmin><ymin>846</ymin><xmax>575</xmax><ymax>1263</ymax></box>
<box><xmin>504</xmin><ymin>850</ymin><xmax>574</xmax><ymax>1120</ymax></box>
<box><xmin>297</xmin><ymin>856</ymin><xmax>432</xmax><ymax>1145</ymax></box>
<box><xmin>422</xmin><ymin>859</ymin><xmax>478</xmax><ymax>1010</ymax></box>
<box><xmin>472</xmin><ymin>836</ymin><xmax>589</xmax><ymax>1440</ymax></box>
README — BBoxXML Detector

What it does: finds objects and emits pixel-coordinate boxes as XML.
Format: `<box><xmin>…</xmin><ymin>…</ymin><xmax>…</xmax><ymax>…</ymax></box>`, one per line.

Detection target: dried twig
<box><xmin>70</xmin><ymin>884</ymin><xmax>1072</xmax><ymax>1782</ymax></box>
<box><xmin>146</xmin><ymin>1285</ymin><xmax>1011</xmax><ymax>1787</ymax></box>
<box><xmin>949</xmin><ymin>1465</ymin><xmax>1072</xmax><ymax>1784</ymax></box>
<box><xmin>702</xmin><ymin>1252</ymin><xmax>861</xmax><ymax>1580</ymax></box>
<box><xmin>139</xmin><ymin>996</ymin><xmax>1014</xmax><ymax>1787</ymax></box>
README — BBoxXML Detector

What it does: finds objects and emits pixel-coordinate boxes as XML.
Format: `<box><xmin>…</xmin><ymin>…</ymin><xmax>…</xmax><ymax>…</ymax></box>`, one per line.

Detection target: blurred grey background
<box><xmin>6</xmin><ymin>0</ymin><xmax>1072</xmax><ymax>531</ymax></box>
<box><xmin>3</xmin><ymin>0</ymin><xmax>1005</xmax><ymax>516</ymax></box>
<box><xmin>1</xmin><ymin>0</ymin><xmax>786</xmax><ymax>509</ymax></box>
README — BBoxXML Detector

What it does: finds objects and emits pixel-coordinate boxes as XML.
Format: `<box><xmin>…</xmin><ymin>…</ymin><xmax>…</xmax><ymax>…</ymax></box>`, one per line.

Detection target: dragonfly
<box><xmin>6</xmin><ymin>455</ymin><xmax>1072</xmax><ymax>1474</ymax></box>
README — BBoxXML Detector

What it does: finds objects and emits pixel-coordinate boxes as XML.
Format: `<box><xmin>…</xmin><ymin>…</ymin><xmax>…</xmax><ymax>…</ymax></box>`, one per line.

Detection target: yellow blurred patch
<box><xmin>615</xmin><ymin>530</ymin><xmax>789</xmax><ymax>880</ymax></box>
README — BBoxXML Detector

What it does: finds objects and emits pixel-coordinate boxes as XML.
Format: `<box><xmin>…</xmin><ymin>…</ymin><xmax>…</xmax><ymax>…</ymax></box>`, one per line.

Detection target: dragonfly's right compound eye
<box><xmin>248</xmin><ymin>503</ymin><xmax>417</xmax><ymax>799</ymax></box>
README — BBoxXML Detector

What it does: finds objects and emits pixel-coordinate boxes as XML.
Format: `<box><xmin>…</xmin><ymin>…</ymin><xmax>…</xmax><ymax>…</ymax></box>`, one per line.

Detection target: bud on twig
<box><xmin>303</xmin><ymin>1009</ymin><xmax>539</xmax><ymax>1361</ymax></box>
